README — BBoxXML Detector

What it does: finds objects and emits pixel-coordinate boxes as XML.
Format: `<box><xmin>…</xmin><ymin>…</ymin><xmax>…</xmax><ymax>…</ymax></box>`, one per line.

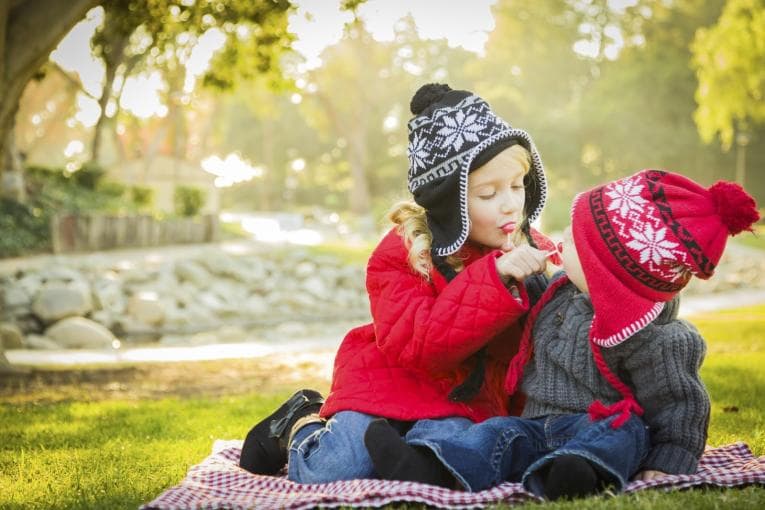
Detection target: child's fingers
<box><xmin>498</xmin><ymin>247</ymin><xmax>548</xmax><ymax>280</ymax></box>
<box><xmin>501</xmin><ymin>233</ymin><xmax>515</xmax><ymax>252</ymax></box>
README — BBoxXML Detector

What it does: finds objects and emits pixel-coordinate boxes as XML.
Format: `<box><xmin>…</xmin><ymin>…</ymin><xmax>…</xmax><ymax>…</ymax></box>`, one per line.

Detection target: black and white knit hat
<box><xmin>407</xmin><ymin>84</ymin><xmax>547</xmax><ymax>256</ymax></box>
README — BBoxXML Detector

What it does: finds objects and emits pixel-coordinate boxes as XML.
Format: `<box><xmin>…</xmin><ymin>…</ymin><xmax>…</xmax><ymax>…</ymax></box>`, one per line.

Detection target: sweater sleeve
<box><xmin>622</xmin><ymin>320</ymin><xmax>710</xmax><ymax>474</ymax></box>
<box><xmin>366</xmin><ymin>231</ymin><xmax>529</xmax><ymax>373</ymax></box>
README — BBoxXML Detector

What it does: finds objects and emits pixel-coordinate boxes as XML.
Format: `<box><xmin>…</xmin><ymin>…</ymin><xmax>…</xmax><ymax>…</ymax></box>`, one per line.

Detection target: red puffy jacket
<box><xmin>320</xmin><ymin>228</ymin><xmax>549</xmax><ymax>423</ymax></box>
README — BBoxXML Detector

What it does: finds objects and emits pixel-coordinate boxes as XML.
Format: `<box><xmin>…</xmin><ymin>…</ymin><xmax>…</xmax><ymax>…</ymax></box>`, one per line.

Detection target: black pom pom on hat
<box><xmin>410</xmin><ymin>83</ymin><xmax>453</xmax><ymax>115</ymax></box>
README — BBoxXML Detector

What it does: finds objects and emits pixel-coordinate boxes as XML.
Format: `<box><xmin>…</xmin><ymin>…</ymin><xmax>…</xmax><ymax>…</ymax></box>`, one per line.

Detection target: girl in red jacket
<box><xmin>239</xmin><ymin>83</ymin><xmax>558</xmax><ymax>484</ymax></box>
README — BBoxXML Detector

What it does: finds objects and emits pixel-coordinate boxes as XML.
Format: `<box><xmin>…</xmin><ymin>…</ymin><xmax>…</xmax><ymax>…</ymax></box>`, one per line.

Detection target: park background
<box><xmin>1</xmin><ymin>1</ymin><xmax>764</xmax><ymax>509</ymax></box>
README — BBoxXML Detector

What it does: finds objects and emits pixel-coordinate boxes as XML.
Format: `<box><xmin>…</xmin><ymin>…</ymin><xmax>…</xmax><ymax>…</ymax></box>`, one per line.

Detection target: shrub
<box><xmin>130</xmin><ymin>186</ymin><xmax>154</xmax><ymax>210</ymax></box>
<box><xmin>0</xmin><ymin>198</ymin><xmax>50</xmax><ymax>257</ymax></box>
<box><xmin>71</xmin><ymin>163</ymin><xmax>106</xmax><ymax>190</ymax></box>
<box><xmin>174</xmin><ymin>185</ymin><xmax>206</xmax><ymax>217</ymax></box>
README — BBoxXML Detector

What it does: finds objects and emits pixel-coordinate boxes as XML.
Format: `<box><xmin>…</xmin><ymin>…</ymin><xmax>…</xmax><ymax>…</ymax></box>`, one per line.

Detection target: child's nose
<box><xmin>500</xmin><ymin>192</ymin><xmax>522</xmax><ymax>213</ymax></box>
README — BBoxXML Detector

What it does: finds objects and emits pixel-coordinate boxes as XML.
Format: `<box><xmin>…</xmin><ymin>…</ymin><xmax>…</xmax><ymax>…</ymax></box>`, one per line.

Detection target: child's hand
<box><xmin>633</xmin><ymin>470</ymin><xmax>668</xmax><ymax>481</ymax></box>
<box><xmin>495</xmin><ymin>244</ymin><xmax>548</xmax><ymax>282</ymax></box>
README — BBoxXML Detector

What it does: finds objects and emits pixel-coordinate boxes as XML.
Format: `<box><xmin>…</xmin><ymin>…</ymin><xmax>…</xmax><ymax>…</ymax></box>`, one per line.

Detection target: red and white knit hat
<box><xmin>572</xmin><ymin>169</ymin><xmax>759</xmax><ymax>347</ymax></box>
<box><xmin>505</xmin><ymin>169</ymin><xmax>759</xmax><ymax>429</ymax></box>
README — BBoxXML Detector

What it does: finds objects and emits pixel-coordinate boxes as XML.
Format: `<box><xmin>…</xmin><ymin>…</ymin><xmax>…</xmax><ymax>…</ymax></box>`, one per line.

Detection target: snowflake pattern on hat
<box><xmin>407</xmin><ymin>132</ymin><xmax>430</xmax><ymax>174</ymax></box>
<box><xmin>436</xmin><ymin>110</ymin><xmax>485</xmax><ymax>152</ymax></box>
<box><xmin>407</xmin><ymin>95</ymin><xmax>506</xmax><ymax>192</ymax></box>
<box><xmin>605</xmin><ymin>179</ymin><xmax>648</xmax><ymax>216</ymax></box>
<box><xmin>602</xmin><ymin>175</ymin><xmax>690</xmax><ymax>283</ymax></box>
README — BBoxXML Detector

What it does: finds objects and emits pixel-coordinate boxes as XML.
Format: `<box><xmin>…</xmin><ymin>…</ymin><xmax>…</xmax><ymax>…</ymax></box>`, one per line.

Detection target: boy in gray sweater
<box><xmin>363</xmin><ymin>169</ymin><xmax>759</xmax><ymax>499</ymax></box>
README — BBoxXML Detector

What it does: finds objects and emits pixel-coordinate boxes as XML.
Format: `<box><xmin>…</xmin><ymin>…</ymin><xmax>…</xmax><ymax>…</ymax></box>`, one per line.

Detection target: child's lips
<box><xmin>500</xmin><ymin>222</ymin><xmax>516</xmax><ymax>234</ymax></box>
<box><xmin>557</xmin><ymin>242</ymin><xmax>564</xmax><ymax>254</ymax></box>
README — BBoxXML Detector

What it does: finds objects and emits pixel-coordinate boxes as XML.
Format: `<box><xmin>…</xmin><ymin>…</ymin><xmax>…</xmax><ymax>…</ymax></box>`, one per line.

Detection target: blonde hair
<box><xmin>391</xmin><ymin>144</ymin><xmax>533</xmax><ymax>279</ymax></box>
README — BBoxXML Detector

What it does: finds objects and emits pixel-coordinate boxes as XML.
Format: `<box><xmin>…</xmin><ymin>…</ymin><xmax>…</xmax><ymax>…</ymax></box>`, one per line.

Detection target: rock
<box><xmin>174</xmin><ymin>260</ymin><xmax>211</xmax><ymax>287</ymax></box>
<box><xmin>45</xmin><ymin>317</ymin><xmax>117</xmax><ymax>349</ymax></box>
<box><xmin>24</xmin><ymin>334</ymin><xmax>61</xmax><ymax>350</ymax></box>
<box><xmin>38</xmin><ymin>266</ymin><xmax>86</xmax><ymax>284</ymax></box>
<box><xmin>216</xmin><ymin>325</ymin><xmax>249</xmax><ymax>343</ymax></box>
<box><xmin>112</xmin><ymin>317</ymin><xmax>161</xmax><ymax>344</ymax></box>
<box><xmin>160</xmin><ymin>331</ymin><xmax>219</xmax><ymax>346</ymax></box>
<box><xmin>268</xmin><ymin>321</ymin><xmax>309</xmax><ymax>340</ymax></box>
<box><xmin>15</xmin><ymin>273</ymin><xmax>43</xmax><ymax>298</ymax></box>
<box><xmin>0</xmin><ymin>322</ymin><xmax>24</xmax><ymax>349</ymax></box>
<box><xmin>199</xmin><ymin>253</ymin><xmax>267</xmax><ymax>283</ymax></box>
<box><xmin>92</xmin><ymin>276</ymin><xmax>126</xmax><ymax>314</ymax></box>
<box><xmin>162</xmin><ymin>302</ymin><xmax>218</xmax><ymax>331</ymax></box>
<box><xmin>243</xmin><ymin>294</ymin><xmax>269</xmax><ymax>315</ymax></box>
<box><xmin>295</xmin><ymin>261</ymin><xmax>317</xmax><ymax>279</ymax></box>
<box><xmin>32</xmin><ymin>285</ymin><xmax>93</xmax><ymax>323</ymax></box>
<box><xmin>302</xmin><ymin>276</ymin><xmax>330</xmax><ymax>300</ymax></box>
<box><xmin>119</xmin><ymin>267</ymin><xmax>157</xmax><ymax>284</ymax></box>
<box><xmin>1</xmin><ymin>286</ymin><xmax>32</xmax><ymax>310</ymax></box>
<box><xmin>127</xmin><ymin>292</ymin><xmax>166</xmax><ymax>326</ymax></box>
<box><xmin>10</xmin><ymin>314</ymin><xmax>44</xmax><ymax>335</ymax></box>
<box><xmin>90</xmin><ymin>310</ymin><xmax>115</xmax><ymax>330</ymax></box>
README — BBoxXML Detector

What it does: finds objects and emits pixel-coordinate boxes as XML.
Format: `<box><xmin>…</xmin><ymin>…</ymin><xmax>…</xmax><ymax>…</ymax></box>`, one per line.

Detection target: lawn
<box><xmin>1</xmin><ymin>306</ymin><xmax>763</xmax><ymax>509</ymax></box>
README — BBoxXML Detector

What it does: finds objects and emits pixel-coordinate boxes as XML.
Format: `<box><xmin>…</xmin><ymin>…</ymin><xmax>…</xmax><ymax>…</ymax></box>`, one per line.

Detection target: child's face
<box><xmin>560</xmin><ymin>226</ymin><xmax>589</xmax><ymax>293</ymax></box>
<box><xmin>467</xmin><ymin>148</ymin><xmax>526</xmax><ymax>250</ymax></box>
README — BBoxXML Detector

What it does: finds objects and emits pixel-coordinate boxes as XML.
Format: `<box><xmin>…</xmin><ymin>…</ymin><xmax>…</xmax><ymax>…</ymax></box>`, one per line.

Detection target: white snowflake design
<box><xmin>408</xmin><ymin>132</ymin><xmax>430</xmax><ymax>172</ymax></box>
<box><xmin>665</xmin><ymin>263</ymin><xmax>692</xmax><ymax>282</ymax></box>
<box><xmin>605</xmin><ymin>178</ymin><xmax>648</xmax><ymax>217</ymax></box>
<box><xmin>626</xmin><ymin>223</ymin><xmax>679</xmax><ymax>265</ymax></box>
<box><xmin>436</xmin><ymin>110</ymin><xmax>485</xmax><ymax>153</ymax></box>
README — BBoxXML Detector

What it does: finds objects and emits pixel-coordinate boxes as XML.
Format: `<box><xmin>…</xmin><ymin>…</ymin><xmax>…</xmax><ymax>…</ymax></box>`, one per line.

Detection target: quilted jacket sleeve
<box><xmin>366</xmin><ymin>230</ymin><xmax>529</xmax><ymax>372</ymax></box>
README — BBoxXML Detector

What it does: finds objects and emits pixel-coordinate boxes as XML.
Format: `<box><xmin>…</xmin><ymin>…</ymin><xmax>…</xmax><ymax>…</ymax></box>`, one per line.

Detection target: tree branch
<box><xmin>7</xmin><ymin>0</ymin><xmax>98</xmax><ymax>85</ymax></box>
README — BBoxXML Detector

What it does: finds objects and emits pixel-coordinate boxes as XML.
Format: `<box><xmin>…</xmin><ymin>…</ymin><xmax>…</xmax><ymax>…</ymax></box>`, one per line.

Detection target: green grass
<box><xmin>1</xmin><ymin>394</ymin><xmax>294</xmax><ymax>509</ymax></box>
<box><xmin>1</xmin><ymin>305</ymin><xmax>763</xmax><ymax>509</ymax></box>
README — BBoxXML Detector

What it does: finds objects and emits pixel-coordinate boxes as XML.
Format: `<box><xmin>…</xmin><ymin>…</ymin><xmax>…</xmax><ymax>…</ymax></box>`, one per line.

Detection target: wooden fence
<box><xmin>50</xmin><ymin>214</ymin><xmax>219</xmax><ymax>253</ymax></box>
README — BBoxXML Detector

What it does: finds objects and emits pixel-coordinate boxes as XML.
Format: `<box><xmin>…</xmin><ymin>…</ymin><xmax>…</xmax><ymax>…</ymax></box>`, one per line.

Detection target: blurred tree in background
<box><xmin>692</xmin><ymin>0</ymin><xmax>765</xmax><ymax>187</ymax></box>
<box><xmin>4</xmin><ymin>0</ymin><xmax>764</xmax><ymax>243</ymax></box>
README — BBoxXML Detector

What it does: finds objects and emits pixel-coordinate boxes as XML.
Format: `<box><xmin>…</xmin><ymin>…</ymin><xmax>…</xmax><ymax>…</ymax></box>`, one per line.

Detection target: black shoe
<box><xmin>364</xmin><ymin>418</ymin><xmax>455</xmax><ymax>488</ymax></box>
<box><xmin>239</xmin><ymin>389</ymin><xmax>324</xmax><ymax>475</ymax></box>
<box><xmin>542</xmin><ymin>454</ymin><xmax>606</xmax><ymax>500</ymax></box>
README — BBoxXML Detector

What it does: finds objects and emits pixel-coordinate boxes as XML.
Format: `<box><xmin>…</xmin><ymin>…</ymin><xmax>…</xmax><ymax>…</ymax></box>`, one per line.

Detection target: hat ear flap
<box><xmin>523</xmin><ymin>173</ymin><xmax>537</xmax><ymax>212</ymax></box>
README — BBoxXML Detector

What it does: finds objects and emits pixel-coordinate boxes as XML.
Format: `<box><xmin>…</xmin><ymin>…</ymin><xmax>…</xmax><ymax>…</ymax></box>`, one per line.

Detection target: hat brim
<box><xmin>433</xmin><ymin>128</ymin><xmax>548</xmax><ymax>256</ymax></box>
<box><xmin>572</xmin><ymin>191</ymin><xmax>665</xmax><ymax>347</ymax></box>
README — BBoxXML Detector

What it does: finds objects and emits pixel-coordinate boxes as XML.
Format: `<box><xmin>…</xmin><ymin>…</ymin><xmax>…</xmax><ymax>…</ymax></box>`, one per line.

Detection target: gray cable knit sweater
<box><xmin>520</xmin><ymin>274</ymin><xmax>710</xmax><ymax>475</ymax></box>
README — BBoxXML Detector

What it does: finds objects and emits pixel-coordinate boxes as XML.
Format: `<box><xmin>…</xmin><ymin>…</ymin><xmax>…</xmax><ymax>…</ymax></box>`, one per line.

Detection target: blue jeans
<box><xmin>287</xmin><ymin>411</ymin><xmax>377</xmax><ymax>483</ymax></box>
<box><xmin>287</xmin><ymin>411</ymin><xmax>477</xmax><ymax>484</ymax></box>
<box><xmin>406</xmin><ymin>413</ymin><xmax>650</xmax><ymax>494</ymax></box>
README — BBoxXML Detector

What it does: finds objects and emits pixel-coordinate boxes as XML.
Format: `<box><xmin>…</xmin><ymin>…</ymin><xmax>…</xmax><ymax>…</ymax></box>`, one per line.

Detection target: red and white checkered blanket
<box><xmin>141</xmin><ymin>441</ymin><xmax>765</xmax><ymax>510</ymax></box>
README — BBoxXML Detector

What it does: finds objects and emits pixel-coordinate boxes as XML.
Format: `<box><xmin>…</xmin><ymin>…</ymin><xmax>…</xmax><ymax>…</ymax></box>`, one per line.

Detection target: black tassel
<box><xmin>448</xmin><ymin>348</ymin><xmax>487</xmax><ymax>402</ymax></box>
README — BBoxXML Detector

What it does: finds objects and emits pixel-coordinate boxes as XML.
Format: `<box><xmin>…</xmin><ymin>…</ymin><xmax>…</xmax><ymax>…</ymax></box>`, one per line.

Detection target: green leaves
<box><xmin>692</xmin><ymin>0</ymin><xmax>765</xmax><ymax>149</ymax></box>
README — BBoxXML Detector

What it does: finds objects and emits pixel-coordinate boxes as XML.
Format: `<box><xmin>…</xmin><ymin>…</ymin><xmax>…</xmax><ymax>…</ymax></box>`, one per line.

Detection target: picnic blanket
<box><xmin>141</xmin><ymin>440</ymin><xmax>765</xmax><ymax>510</ymax></box>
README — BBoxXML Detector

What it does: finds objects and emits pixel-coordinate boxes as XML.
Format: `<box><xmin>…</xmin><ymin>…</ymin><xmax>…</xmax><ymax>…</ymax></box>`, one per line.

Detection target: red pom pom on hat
<box><xmin>708</xmin><ymin>181</ymin><xmax>760</xmax><ymax>236</ymax></box>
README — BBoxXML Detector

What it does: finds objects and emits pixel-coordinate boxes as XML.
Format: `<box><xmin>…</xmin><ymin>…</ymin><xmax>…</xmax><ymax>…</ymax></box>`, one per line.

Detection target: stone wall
<box><xmin>0</xmin><ymin>246</ymin><xmax>369</xmax><ymax>350</ymax></box>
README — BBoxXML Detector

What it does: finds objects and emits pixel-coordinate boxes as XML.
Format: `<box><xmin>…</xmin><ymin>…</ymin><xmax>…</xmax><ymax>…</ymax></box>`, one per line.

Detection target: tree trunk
<box><xmin>260</xmin><ymin>117</ymin><xmax>274</xmax><ymax>210</ymax></box>
<box><xmin>735</xmin><ymin>132</ymin><xmax>749</xmax><ymax>187</ymax></box>
<box><xmin>1</xmin><ymin>125</ymin><xmax>25</xmax><ymax>201</ymax></box>
<box><xmin>168</xmin><ymin>87</ymin><xmax>187</xmax><ymax>160</ymax></box>
<box><xmin>92</xmin><ymin>38</ymin><xmax>127</xmax><ymax>165</ymax></box>
<box><xmin>1</xmin><ymin>0</ymin><xmax>99</xmax><ymax>198</ymax></box>
<box><xmin>347</xmin><ymin>131</ymin><xmax>371</xmax><ymax>216</ymax></box>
